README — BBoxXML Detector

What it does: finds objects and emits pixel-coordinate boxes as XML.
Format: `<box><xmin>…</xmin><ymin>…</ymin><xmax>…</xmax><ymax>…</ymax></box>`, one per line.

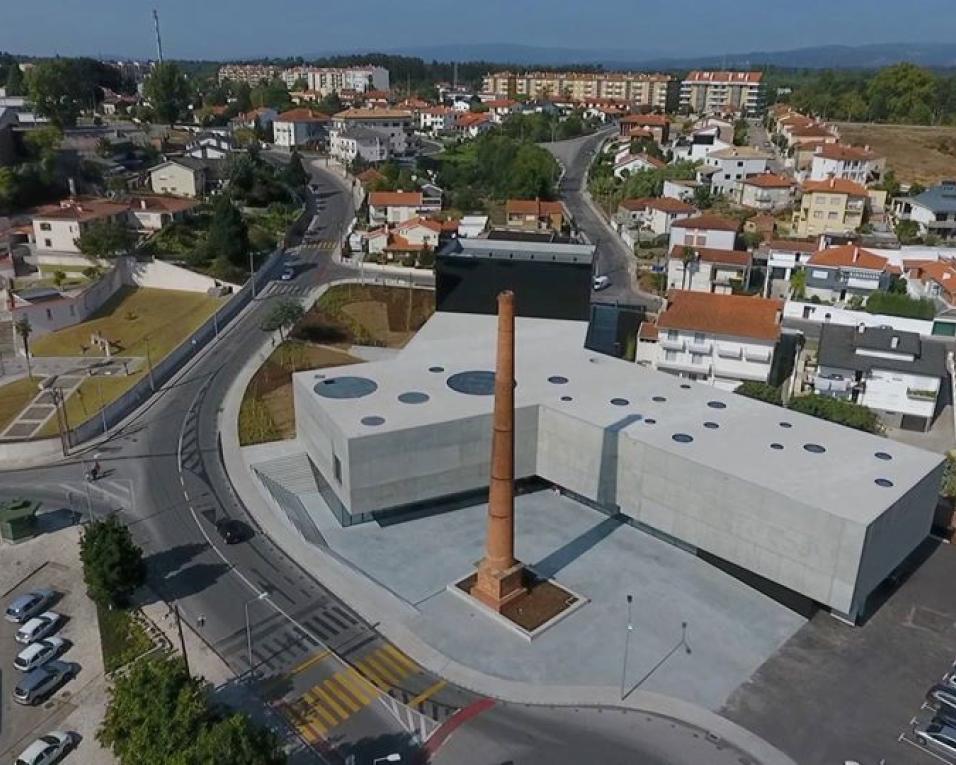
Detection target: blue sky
<box><xmin>2</xmin><ymin>0</ymin><xmax>955</xmax><ymax>60</ymax></box>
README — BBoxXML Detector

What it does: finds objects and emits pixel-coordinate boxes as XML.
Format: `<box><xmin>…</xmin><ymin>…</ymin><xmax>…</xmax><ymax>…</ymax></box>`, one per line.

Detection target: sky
<box><xmin>2</xmin><ymin>0</ymin><xmax>956</xmax><ymax>61</ymax></box>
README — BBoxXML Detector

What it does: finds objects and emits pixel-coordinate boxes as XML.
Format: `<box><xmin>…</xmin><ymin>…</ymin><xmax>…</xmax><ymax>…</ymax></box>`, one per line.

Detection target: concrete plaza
<box><xmin>302</xmin><ymin>487</ymin><xmax>805</xmax><ymax>711</ymax></box>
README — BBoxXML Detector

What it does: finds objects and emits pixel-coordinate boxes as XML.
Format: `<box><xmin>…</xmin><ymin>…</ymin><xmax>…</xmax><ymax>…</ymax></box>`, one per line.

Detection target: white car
<box><xmin>15</xmin><ymin>612</ymin><xmax>62</xmax><ymax>645</ymax></box>
<box><xmin>15</xmin><ymin>637</ymin><xmax>67</xmax><ymax>672</ymax></box>
<box><xmin>916</xmin><ymin>719</ymin><xmax>956</xmax><ymax>758</ymax></box>
<box><xmin>15</xmin><ymin>731</ymin><xmax>77</xmax><ymax>765</ymax></box>
<box><xmin>593</xmin><ymin>275</ymin><xmax>611</xmax><ymax>291</ymax></box>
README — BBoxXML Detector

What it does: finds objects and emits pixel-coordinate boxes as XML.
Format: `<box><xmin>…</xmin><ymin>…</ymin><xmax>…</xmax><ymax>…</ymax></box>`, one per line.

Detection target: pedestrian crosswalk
<box><xmin>281</xmin><ymin>644</ymin><xmax>424</xmax><ymax>742</ymax></box>
<box><xmin>264</xmin><ymin>283</ymin><xmax>310</xmax><ymax>297</ymax></box>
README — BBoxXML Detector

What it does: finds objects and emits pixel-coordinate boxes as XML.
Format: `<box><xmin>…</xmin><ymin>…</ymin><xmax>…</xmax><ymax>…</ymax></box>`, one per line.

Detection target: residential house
<box><xmin>815</xmin><ymin>323</ymin><xmax>946</xmax><ymax>432</ymax></box>
<box><xmin>809</xmin><ymin>144</ymin><xmax>885</xmax><ymax>186</ymax></box>
<box><xmin>273</xmin><ymin>109</ymin><xmax>330</xmax><ymax>149</ymax></box>
<box><xmin>126</xmin><ymin>195</ymin><xmax>199</xmax><ymax>231</ymax></box>
<box><xmin>905</xmin><ymin>259</ymin><xmax>956</xmax><ymax>307</ymax></box>
<box><xmin>739</xmin><ymin>172</ymin><xmax>795</xmax><ymax>211</ymax></box>
<box><xmin>455</xmin><ymin>112</ymin><xmax>494</xmax><ymax>138</ymax></box>
<box><xmin>679</xmin><ymin>71</ymin><xmax>765</xmax><ymax>116</ymax></box>
<box><xmin>787</xmin><ymin>125</ymin><xmax>840</xmax><ymax>170</ymax></box>
<box><xmin>147</xmin><ymin>159</ymin><xmax>207</xmax><ymax>198</ymax></box>
<box><xmin>636</xmin><ymin>290</ymin><xmax>783</xmax><ymax>390</ymax></box>
<box><xmin>618</xmin><ymin>114</ymin><xmax>670</xmax><ymax>144</ymax></box>
<box><xmin>803</xmin><ymin>244</ymin><xmax>892</xmax><ymax>302</ymax></box>
<box><xmin>420</xmin><ymin>183</ymin><xmax>444</xmax><ymax>209</ymax></box>
<box><xmin>368</xmin><ymin>191</ymin><xmax>439</xmax><ymax>226</ymax></box>
<box><xmin>505</xmin><ymin>199</ymin><xmax>566</xmax><ymax>232</ymax></box>
<box><xmin>184</xmin><ymin>132</ymin><xmax>236</xmax><ymax>160</ymax></box>
<box><xmin>232</xmin><ymin>107</ymin><xmax>278</xmax><ymax>130</ymax></box>
<box><xmin>704</xmin><ymin>146</ymin><xmax>771</xmax><ymax>197</ymax></box>
<box><xmin>662</xmin><ymin>179</ymin><xmax>702</xmax><ymax>202</ymax></box>
<box><xmin>613</xmin><ymin>152</ymin><xmax>665</xmax><ymax>179</ymax></box>
<box><xmin>667</xmin><ymin>245</ymin><xmax>751</xmax><ymax>294</ymax></box>
<box><xmin>669</xmin><ymin>214</ymin><xmax>739</xmax><ymax>252</ymax></box>
<box><xmin>763</xmin><ymin>239</ymin><xmax>817</xmax><ymax>298</ymax></box>
<box><xmin>331</xmin><ymin>126</ymin><xmax>388</xmax><ymax>164</ymax></box>
<box><xmin>332</xmin><ymin>108</ymin><xmax>413</xmax><ymax>155</ymax></box>
<box><xmin>485</xmin><ymin>99</ymin><xmax>518</xmax><ymax>124</ymax></box>
<box><xmin>893</xmin><ymin>181</ymin><xmax>956</xmax><ymax>241</ymax></box>
<box><xmin>793</xmin><ymin>177</ymin><xmax>870</xmax><ymax>237</ymax></box>
<box><xmin>31</xmin><ymin>197</ymin><xmax>132</xmax><ymax>254</ymax></box>
<box><xmin>418</xmin><ymin>106</ymin><xmax>456</xmax><ymax>134</ymax></box>
<box><xmin>616</xmin><ymin>197</ymin><xmax>697</xmax><ymax>238</ymax></box>
<box><xmin>670</xmin><ymin>126</ymin><xmax>732</xmax><ymax>162</ymax></box>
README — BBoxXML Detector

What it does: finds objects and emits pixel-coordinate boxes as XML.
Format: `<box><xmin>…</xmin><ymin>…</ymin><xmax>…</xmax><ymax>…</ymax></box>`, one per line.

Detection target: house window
<box><xmin>664</xmin><ymin>350</ymin><xmax>677</xmax><ymax>362</ymax></box>
<box><xmin>44</xmin><ymin>239</ymin><xmax>52</xmax><ymax>248</ymax></box>
<box><xmin>691</xmin><ymin>353</ymin><xmax>704</xmax><ymax>365</ymax></box>
<box><xmin>667</xmin><ymin>329</ymin><xmax>679</xmax><ymax>341</ymax></box>
<box><xmin>45</xmin><ymin>308</ymin><xmax>52</xmax><ymax>320</ymax></box>
<box><xmin>333</xmin><ymin>455</ymin><xmax>342</xmax><ymax>484</ymax></box>
<box><xmin>39</xmin><ymin>222</ymin><xmax>52</xmax><ymax>231</ymax></box>
<box><xmin>828</xmin><ymin>212</ymin><xmax>838</xmax><ymax>220</ymax></box>
<box><xmin>813</xmin><ymin>211</ymin><xmax>823</xmax><ymax>220</ymax></box>
<box><xmin>693</xmin><ymin>332</ymin><xmax>705</xmax><ymax>343</ymax></box>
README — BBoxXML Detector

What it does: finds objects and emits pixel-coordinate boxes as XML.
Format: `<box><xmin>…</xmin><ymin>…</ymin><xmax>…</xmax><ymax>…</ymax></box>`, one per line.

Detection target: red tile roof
<box><xmin>620</xmin><ymin>114</ymin><xmax>669</xmax><ymax>126</ymax></box>
<box><xmin>671</xmin><ymin>214</ymin><xmax>739</xmax><ymax>232</ymax></box>
<box><xmin>334</xmin><ymin>108</ymin><xmax>412</xmax><ymax>120</ymax></box>
<box><xmin>129</xmin><ymin>195</ymin><xmax>199</xmax><ymax>213</ymax></box>
<box><xmin>742</xmin><ymin>172</ymin><xmax>794</xmax><ymax>189</ymax></box>
<box><xmin>637</xmin><ymin>322</ymin><xmax>659</xmax><ymax>341</ymax></box>
<box><xmin>456</xmin><ymin>112</ymin><xmax>492</xmax><ymax>127</ymax></box>
<box><xmin>685</xmin><ymin>71</ymin><xmax>763</xmax><ymax>83</ymax></box>
<box><xmin>276</xmin><ymin>108</ymin><xmax>329</xmax><ymax>123</ymax></box>
<box><xmin>802</xmin><ymin>178</ymin><xmax>869</xmax><ymax>196</ymax></box>
<box><xmin>814</xmin><ymin>143</ymin><xmax>881</xmax><ymax>161</ymax></box>
<box><xmin>807</xmin><ymin>245</ymin><xmax>887</xmax><ymax>271</ymax></box>
<box><xmin>506</xmin><ymin>199</ymin><xmax>564</xmax><ymax>217</ymax></box>
<box><xmin>369</xmin><ymin>191</ymin><xmax>423</xmax><ymax>207</ymax></box>
<box><xmin>658</xmin><ymin>290</ymin><xmax>782</xmax><ymax>341</ymax></box>
<box><xmin>669</xmin><ymin>245</ymin><xmax>751</xmax><ymax>267</ymax></box>
<box><xmin>32</xmin><ymin>197</ymin><xmax>130</xmax><ymax>223</ymax></box>
<box><xmin>767</xmin><ymin>239</ymin><xmax>816</xmax><ymax>252</ymax></box>
<box><xmin>789</xmin><ymin>125</ymin><xmax>837</xmax><ymax>139</ymax></box>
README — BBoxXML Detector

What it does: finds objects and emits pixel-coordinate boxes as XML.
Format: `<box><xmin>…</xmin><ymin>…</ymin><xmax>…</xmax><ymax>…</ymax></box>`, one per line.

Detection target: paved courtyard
<box><xmin>316</xmin><ymin>490</ymin><xmax>805</xmax><ymax>712</ymax></box>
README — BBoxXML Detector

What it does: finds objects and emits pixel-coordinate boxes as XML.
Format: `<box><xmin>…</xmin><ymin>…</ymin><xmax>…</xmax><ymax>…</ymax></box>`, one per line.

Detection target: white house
<box><xmin>763</xmin><ymin>238</ymin><xmax>818</xmax><ymax>298</ymax></box>
<box><xmin>331</xmin><ymin>127</ymin><xmax>388</xmax><ymax>164</ymax></box>
<box><xmin>669</xmin><ymin>214</ymin><xmax>739</xmax><ymax>252</ymax></box>
<box><xmin>273</xmin><ymin>109</ymin><xmax>330</xmax><ymax>148</ymax></box>
<box><xmin>418</xmin><ymin>107</ymin><xmax>456</xmax><ymax>133</ymax></box>
<box><xmin>809</xmin><ymin>144</ymin><xmax>885</xmax><ymax>186</ymax></box>
<box><xmin>666</xmin><ymin>245</ymin><xmax>751</xmax><ymax>294</ymax></box>
<box><xmin>893</xmin><ymin>181</ymin><xmax>956</xmax><ymax>241</ymax></box>
<box><xmin>455</xmin><ymin>112</ymin><xmax>494</xmax><ymax>138</ymax></box>
<box><xmin>613</xmin><ymin>152</ymin><xmax>665</xmax><ymax>179</ymax></box>
<box><xmin>232</xmin><ymin>107</ymin><xmax>278</xmax><ymax>130</ymax></box>
<box><xmin>704</xmin><ymin>146</ymin><xmax>771</xmax><ymax>198</ymax></box>
<box><xmin>670</xmin><ymin>126</ymin><xmax>732</xmax><ymax>163</ymax></box>
<box><xmin>332</xmin><ymin>108</ymin><xmax>413</xmax><ymax>156</ymax></box>
<box><xmin>126</xmin><ymin>195</ymin><xmax>199</xmax><ymax>231</ymax></box>
<box><xmin>616</xmin><ymin>197</ymin><xmax>698</xmax><ymax>237</ymax></box>
<box><xmin>815</xmin><ymin>324</ymin><xmax>947</xmax><ymax>432</ymax></box>
<box><xmin>147</xmin><ymin>159</ymin><xmax>206</xmax><ymax>198</ymax></box>
<box><xmin>484</xmin><ymin>99</ymin><xmax>518</xmax><ymax>124</ymax></box>
<box><xmin>184</xmin><ymin>132</ymin><xmax>235</xmax><ymax>160</ymax></box>
<box><xmin>738</xmin><ymin>172</ymin><xmax>795</xmax><ymax>211</ymax></box>
<box><xmin>803</xmin><ymin>245</ymin><xmax>893</xmax><ymax>303</ymax></box>
<box><xmin>662</xmin><ymin>179</ymin><xmax>702</xmax><ymax>202</ymax></box>
<box><xmin>368</xmin><ymin>191</ymin><xmax>439</xmax><ymax>226</ymax></box>
<box><xmin>32</xmin><ymin>198</ymin><xmax>132</xmax><ymax>254</ymax></box>
<box><xmin>635</xmin><ymin>290</ymin><xmax>783</xmax><ymax>390</ymax></box>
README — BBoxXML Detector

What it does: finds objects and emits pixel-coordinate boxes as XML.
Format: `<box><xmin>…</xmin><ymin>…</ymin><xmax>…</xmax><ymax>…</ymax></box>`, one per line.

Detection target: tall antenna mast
<box><xmin>453</xmin><ymin>61</ymin><xmax>458</xmax><ymax>90</ymax></box>
<box><xmin>152</xmin><ymin>9</ymin><xmax>164</xmax><ymax>63</ymax></box>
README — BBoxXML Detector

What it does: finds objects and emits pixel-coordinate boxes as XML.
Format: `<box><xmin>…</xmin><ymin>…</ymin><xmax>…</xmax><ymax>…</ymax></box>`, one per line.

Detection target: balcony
<box><xmin>907</xmin><ymin>387</ymin><xmax>938</xmax><ymax>402</ymax></box>
<box><xmin>659</xmin><ymin>357</ymin><xmax>712</xmax><ymax>375</ymax></box>
<box><xmin>686</xmin><ymin>339</ymin><xmax>713</xmax><ymax>354</ymax></box>
<box><xmin>744</xmin><ymin>347</ymin><xmax>772</xmax><ymax>363</ymax></box>
<box><xmin>660</xmin><ymin>337</ymin><xmax>685</xmax><ymax>352</ymax></box>
<box><xmin>716</xmin><ymin>343</ymin><xmax>743</xmax><ymax>359</ymax></box>
<box><xmin>815</xmin><ymin>373</ymin><xmax>853</xmax><ymax>395</ymax></box>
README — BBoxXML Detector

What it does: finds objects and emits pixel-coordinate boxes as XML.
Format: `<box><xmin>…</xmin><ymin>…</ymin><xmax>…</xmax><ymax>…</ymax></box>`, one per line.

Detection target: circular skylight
<box><xmin>611</xmin><ymin>398</ymin><xmax>629</xmax><ymax>406</ymax></box>
<box><xmin>548</xmin><ymin>376</ymin><xmax>569</xmax><ymax>384</ymax></box>
<box><xmin>707</xmin><ymin>401</ymin><xmax>726</xmax><ymax>410</ymax></box>
<box><xmin>447</xmin><ymin>370</ymin><xmax>495</xmax><ymax>395</ymax></box>
<box><xmin>653</xmin><ymin>396</ymin><xmax>667</xmax><ymax>402</ymax></box>
<box><xmin>672</xmin><ymin>433</ymin><xmax>693</xmax><ymax>443</ymax></box>
<box><xmin>361</xmin><ymin>416</ymin><xmax>385</xmax><ymax>426</ymax></box>
<box><xmin>874</xmin><ymin>451</ymin><xmax>893</xmax><ymax>461</ymax></box>
<box><xmin>770</xmin><ymin>443</ymin><xmax>784</xmax><ymax>450</ymax></box>
<box><xmin>314</xmin><ymin>376</ymin><xmax>378</xmax><ymax>399</ymax></box>
<box><xmin>398</xmin><ymin>391</ymin><xmax>430</xmax><ymax>404</ymax></box>
<box><xmin>779</xmin><ymin>422</ymin><xmax>793</xmax><ymax>429</ymax></box>
<box><xmin>803</xmin><ymin>443</ymin><xmax>826</xmax><ymax>454</ymax></box>
<box><xmin>428</xmin><ymin>366</ymin><xmax>445</xmax><ymax>373</ymax></box>
<box><xmin>875</xmin><ymin>478</ymin><xmax>894</xmax><ymax>488</ymax></box>
<box><xmin>703</xmin><ymin>422</ymin><xmax>719</xmax><ymax>429</ymax></box>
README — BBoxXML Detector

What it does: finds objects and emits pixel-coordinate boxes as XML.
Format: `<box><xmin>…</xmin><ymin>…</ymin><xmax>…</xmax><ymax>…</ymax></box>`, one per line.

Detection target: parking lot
<box><xmin>0</xmin><ymin>524</ymin><xmax>110</xmax><ymax>764</ymax></box>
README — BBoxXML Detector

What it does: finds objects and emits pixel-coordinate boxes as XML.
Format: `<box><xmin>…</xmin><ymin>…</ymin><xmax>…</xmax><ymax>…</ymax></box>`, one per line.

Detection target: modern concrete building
<box><xmin>679</xmin><ymin>71</ymin><xmax>765</xmax><ymax>116</ymax></box>
<box><xmin>273</xmin><ymin>109</ymin><xmax>330</xmax><ymax>149</ymax></box>
<box><xmin>288</xmin><ymin>309</ymin><xmax>943</xmax><ymax>623</ymax></box>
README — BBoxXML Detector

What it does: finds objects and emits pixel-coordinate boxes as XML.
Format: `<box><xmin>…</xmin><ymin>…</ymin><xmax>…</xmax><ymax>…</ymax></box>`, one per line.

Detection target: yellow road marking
<box><xmin>366</xmin><ymin>653</ymin><xmax>403</xmax><ymax>685</ymax></box>
<box><xmin>375</xmin><ymin>648</ymin><xmax>413</xmax><ymax>677</ymax></box>
<box><xmin>290</xmin><ymin>649</ymin><xmax>332</xmax><ymax>675</ymax></box>
<box><xmin>309</xmin><ymin>683</ymin><xmax>350</xmax><ymax>720</ymax></box>
<box><xmin>300</xmin><ymin>717</ymin><xmax>327</xmax><ymax>739</ymax></box>
<box><xmin>336</xmin><ymin>668</ymin><xmax>376</xmax><ymax>704</ymax></box>
<box><xmin>382</xmin><ymin>643</ymin><xmax>418</xmax><ymax>672</ymax></box>
<box><xmin>409</xmin><ymin>679</ymin><xmax>448</xmax><ymax>709</ymax></box>
<box><xmin>325</xmin><ymin>674</ymin><xmax>363</xmax><ymax>712</ymax></box>
<box><xmin>355</xmin><ymin>659</ymin><xmax>390</xmax><ymax>690</ymax></box>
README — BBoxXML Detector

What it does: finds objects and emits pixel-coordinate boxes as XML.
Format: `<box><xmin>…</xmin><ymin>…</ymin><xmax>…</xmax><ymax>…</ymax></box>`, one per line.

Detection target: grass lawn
<box><xmin>96</xmin><ymin>603</ymin><xmax>156</xmax><ymax>674</ymax></box>
<box><xmin>239</xmin><ymin>341</ymin><xmax>360</xmax><ymax>446</ymax></box>
<box><xmin>32</xmin><ymin>286</ymin><xmax>222</xmax><ymax>436</ymax></box>
<box><xmin>0</xmin><ymin>376</ymin><xmax>41</xmax><ymax>432</ymax></box>
<box><xmin>835</xmin><ymin>122</ymin><xmax>956</xmax><ymax>185</ymax></box>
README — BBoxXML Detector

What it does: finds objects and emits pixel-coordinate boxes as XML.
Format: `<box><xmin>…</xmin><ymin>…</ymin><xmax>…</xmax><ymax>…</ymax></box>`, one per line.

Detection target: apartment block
<box><xmin>482</xmin><ymin>71</ymin><xmax>674</xmax><ymax>110</ymax></box>
<box><xmin>679</xmin><ymin>71</ymin><xmax>765</xmax><ymax>116</ymax></box>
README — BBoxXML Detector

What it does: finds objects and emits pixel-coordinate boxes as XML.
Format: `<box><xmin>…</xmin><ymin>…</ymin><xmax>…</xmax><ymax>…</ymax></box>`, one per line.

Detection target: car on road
<box><xmin>14</xmin><ymin>730</ymin><xmax>78</xmax><ymax>765</ymax></box>
<box><xmin>280</xmin><ymin>265</ymin><xmax>296</xmax><ymax>281</ymax></box>
<box><xmin>593</xmin><ymin>275</ymin><xmax>611</xmax><ymax>291</ymax></box>
<box><xmin>14</xmin><ymin>637</ymin><xmax>67</xmax><ymax>672</ymax></box>
<box><xmin>16</xmin><ymin>612</ymin><xmax>63</xmax><ymax>644</ymax></box>
<box><xmin>215</xmin><ymin>518</ymin><xmax>252</xmax><ymax>544</ymax></box>
<box><xmin>13</xmin><ymin>661</ymin><xmax>78</xmax><ymax>705</ymax></box>
<box><xmin>5</xmin><ymin>589</ymin><xmax>56</xmax><ymax>623</ymax></box>
<box><xmin>915</xmin><ymin>718</ymin><xmax>956</xmax><ymax>758</ymax></box>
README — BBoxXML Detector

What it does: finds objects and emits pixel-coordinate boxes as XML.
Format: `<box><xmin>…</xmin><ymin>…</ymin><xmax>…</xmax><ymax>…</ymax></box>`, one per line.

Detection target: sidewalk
<box><xmin>217</xmin><ymin>290</ymin><xmax>798</xmax><ymax>765</ymax></box>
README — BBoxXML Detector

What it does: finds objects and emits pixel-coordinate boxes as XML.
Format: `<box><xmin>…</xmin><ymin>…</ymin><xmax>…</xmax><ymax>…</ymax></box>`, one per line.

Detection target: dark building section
<box><xmin>585</xmin><ymin>302</ymin><xmax>648</xmax><ymax>359</ymax></box>
<box><xmin>436</xmin><ymin>238</ymin><xmax>595</xmax><ymax>321</ymax></box>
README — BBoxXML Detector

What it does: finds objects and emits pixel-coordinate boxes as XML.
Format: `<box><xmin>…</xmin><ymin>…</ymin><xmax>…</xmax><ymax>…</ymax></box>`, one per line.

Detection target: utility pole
<box><xmin>143</xmin><ymin>335</ymin><xmax>155</xmax><ymax>391</ymax></box>
<box><xmin>249</xmin><ymin>250</ymin><xmax>256</xmax><ymax>297</ymax></box>
<box><xmin>173</xmin><ymin>605</ymin><xmax>190</xmax><ymax>676</ymax></box>
<box><xmin>620</xmin><ymin>593</ymin><xmax>634</xmax><ymax>700</ymax></box>
<box><xmin>152</xmin><ymin>9</ymin><xmax>164</xmax><ymax>63</ymax></box>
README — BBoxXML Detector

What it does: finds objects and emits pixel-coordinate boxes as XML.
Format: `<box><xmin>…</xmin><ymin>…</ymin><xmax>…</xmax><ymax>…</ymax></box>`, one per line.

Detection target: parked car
<box><xmin>14</xmin><ymin>637</ymin><xmax>67</xmax><ymax>672</ymax></box>
<box><xmin>215</xmin><ymin>518</ymin><xmax>252</xmax><ymax>545</ymax></box>
<box><xmin>5</xmin><ymin>589</ymin><xmax>56</xmax><ymax>623</ymax></box>
<box><xmin>280</xmin><ymin>265</ymin><xmax>296</xmax><ymax>281</ymax></box>
<box><xmin>593</xmin><ymin>275</ymin><xmax>611</xmax><ymax>291</ymax></box>
<box><xmin>13</xmin><ymin>661</ymin><xmax>78</xmax><ymax>705</ymax></box>
<box><xmin>14</xmin><ymin>731</ymin><xmax>78</xmax><ymax>765</ymax></box>
<box><xmin>16</xmin><ymin>612</ymin><xmax>63</xmax><ymax>645</ymax></box>
<box><xmin>915</xmin><ymin>718</ymin><xmax>956</xmax><ymax>758</ymax></box>
<box><xmin>928</xmin><ymin>684</ymin><xmax>956</xmax><ymax>718</ymax></box>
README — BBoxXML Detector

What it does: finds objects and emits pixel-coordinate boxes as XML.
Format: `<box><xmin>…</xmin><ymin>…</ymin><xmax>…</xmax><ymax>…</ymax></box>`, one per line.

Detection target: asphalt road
<box><xmin>543</xmin><ymin>128</ymin><xmax>662</xmax><ymax>311</ymax></box>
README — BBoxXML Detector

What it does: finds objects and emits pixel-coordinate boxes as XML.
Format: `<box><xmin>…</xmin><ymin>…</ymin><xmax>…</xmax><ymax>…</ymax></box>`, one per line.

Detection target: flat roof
<box><xmin>295</xmin><ymin>312</ymin><xmax>942</xmax><ymax>526</ymax></box>
<box><xmin>440</xmin><ymin>238</ymin><xmax>595</xmax><ymax>265</ymax></box>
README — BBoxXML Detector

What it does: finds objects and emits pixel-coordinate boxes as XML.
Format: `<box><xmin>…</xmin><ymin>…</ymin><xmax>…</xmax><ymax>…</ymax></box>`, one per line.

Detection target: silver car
<box><xmin>15</xmin><ymin>612</ymin><xmax>63</xmax><ymax>645</ymax></box>
<box><xmin>5</xmin><ymin>589</ymin><xmax>56</xmax><ymax>623</ymax></box>
<box><xmin>915</xmin><ymin>718</ymin><xmax>956</xmax><ymax>758</ymax></box>
<box><xmin>14</xmin><ymin>637</ymin><xmax>67</xmax><ymax>672</ymax></box>
<box><xmin>15</xmin><ymin>730</ymin><xmax>77</xmax><ymax>765</ymax></box>
<box><xmin>13</xmin><ymin>661</ymin><xmax>78</xmax><ymax>705</ymax></box>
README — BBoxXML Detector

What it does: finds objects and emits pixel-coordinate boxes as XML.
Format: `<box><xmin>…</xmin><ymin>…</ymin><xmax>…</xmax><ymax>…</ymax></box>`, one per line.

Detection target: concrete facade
<box><xmin>291</xmin><ymin>311</ymin><xmax>944</xmax><ymax>621</ymax></box>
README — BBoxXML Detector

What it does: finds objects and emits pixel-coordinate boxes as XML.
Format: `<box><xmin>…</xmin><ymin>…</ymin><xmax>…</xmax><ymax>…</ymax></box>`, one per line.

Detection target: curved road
<box><xmin>0</xmin><ymin>163</ymin><xmax>779</xmax><ymax>764</ymax></box>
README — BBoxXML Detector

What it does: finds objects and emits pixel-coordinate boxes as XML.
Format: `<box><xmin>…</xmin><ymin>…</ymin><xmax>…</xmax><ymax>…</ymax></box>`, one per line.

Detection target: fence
<box><xmin>68</xmin><ymin>246</ymin><xmax>287</xmax><ymax>445</ymax></box>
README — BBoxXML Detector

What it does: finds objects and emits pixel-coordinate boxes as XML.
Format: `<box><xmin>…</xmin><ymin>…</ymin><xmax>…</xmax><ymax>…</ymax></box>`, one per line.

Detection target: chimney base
<box><xmin>470</xmin><ymin>560</ymin><xmax>526</xmax><ymax>613</ymax></box>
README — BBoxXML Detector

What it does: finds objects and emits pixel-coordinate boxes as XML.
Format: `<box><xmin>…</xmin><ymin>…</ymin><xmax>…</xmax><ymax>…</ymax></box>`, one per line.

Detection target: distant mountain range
<box><xmin>383</xmin><ymin>41</ymin><xmax>956</xmax><ymax>70</ymax></box>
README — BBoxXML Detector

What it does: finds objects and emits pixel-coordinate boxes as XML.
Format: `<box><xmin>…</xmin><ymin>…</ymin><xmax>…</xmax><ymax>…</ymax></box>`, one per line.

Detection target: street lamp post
<box><xmin>249</xmin><ymin>250</ymin><xmax>256</xmax><ymax>297</ymax></box>
<box><xmin>620</xmin><ymin>593</ymin><xmax>633</xmax><ymax>700</ymax></box>
<box><xmin>244</xmin><ymin>591</ymin><xmax>270</xmax><ymax>679</ymax></box>
<box><xmin>89</xmin><ymin>371</ymin><xmax>107</xmax><ymax>435</ymax></box>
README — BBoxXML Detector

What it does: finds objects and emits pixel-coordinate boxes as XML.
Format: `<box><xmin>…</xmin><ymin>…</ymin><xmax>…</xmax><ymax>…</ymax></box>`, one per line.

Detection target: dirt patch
<box><xmin>292</xmin><ymin>284</ymin><xmax>435</xmax><ymax>349</ymax></box>
<box><xmin>835</xmin><ymin>123</ymin><xmax>956</xmax><ymax>185</ymax></box>
<box><xmin>457</xmin><ymin>570</ymin><xmax>579</xmax><ymax>632</ymax></box>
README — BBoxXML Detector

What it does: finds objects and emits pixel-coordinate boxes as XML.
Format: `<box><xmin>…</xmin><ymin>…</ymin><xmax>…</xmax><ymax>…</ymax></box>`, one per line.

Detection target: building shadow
<box><xmin>532</xmin><ymin>514</ymin><xmax>621</xmax><ymax>580</ymax></box>
<box><xmin>596</xmin><ymin>414</ymin><xmax>643</xmax><ymax>507</ymax></box>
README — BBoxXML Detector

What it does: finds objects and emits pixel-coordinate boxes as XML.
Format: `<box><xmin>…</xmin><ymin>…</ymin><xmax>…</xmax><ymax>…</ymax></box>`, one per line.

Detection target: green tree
<box><xmin>261</xmin><ymin>299</ymin><xmax>304</xmax><ymax>339</ymax></box>
<box><xmin>732</xmin><ymin>119</ymin><xmax>749</xmax><ymax>146</ymax></box>
<box><xmin>144</xmin><ymin>62</ymin><xmax>191</xmax><ymax>125</ymax></box>
<box><xmin>76</xmin><ymin>220</ymin><xmax>135</xmax><ymax>259</ymax></box>
<box><xmin>14</xmin><ymin>316</ymin><xmax>32</xmax><ymax>379</ymax></box>
<box><xmin>27</xmin><ymin>60</ymin><xmax>87</xmax><ymax>128</ymax></box>
<box><xmin>283</xmin><ymin>150</ymin><xmax>309</xmax><ymax>188</ymax></box>
<box><xmin>204</xmin><ymin>194</ymin><xmax>249</xmax><ymax>271</ymax></box>
<box><xmin>0</xmin><ymin>166</ymin><xmax>16</xmax><ymax>211</ymax></box>
<box><xmin>187</xmin><ymin>713</ymin><xmax>285</xmax><ymax>765</ymax></box>
<box><xmin>788</xmin><ymin>394</ymin><xmax>882</xmax><ymax>434</ymax></box>
<box><xmin>4</xmin><ymin>62</ymin><xmax>24</xmax><ymax>96</ymax></box>
<box><xmin>79</xmin><ymin>514</ymin><xmax>146</xmax><ymax>607</ymax></box>
<box><xmin>735</xmin><ymin>381</ymin><xmax>783</xmax><ymax>405</ymax></box>
<box><xmin>895</xmin><ymin>218</ymin><xmax>921</xmax><ymax>245</ymax></box>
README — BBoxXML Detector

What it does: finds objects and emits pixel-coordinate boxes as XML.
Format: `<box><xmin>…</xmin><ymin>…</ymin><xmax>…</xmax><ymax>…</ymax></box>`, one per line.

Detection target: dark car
<box><xmin>215</xmin><ymin>519</ymin><xmax>251</xmax><ymax>544</ymax></box>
